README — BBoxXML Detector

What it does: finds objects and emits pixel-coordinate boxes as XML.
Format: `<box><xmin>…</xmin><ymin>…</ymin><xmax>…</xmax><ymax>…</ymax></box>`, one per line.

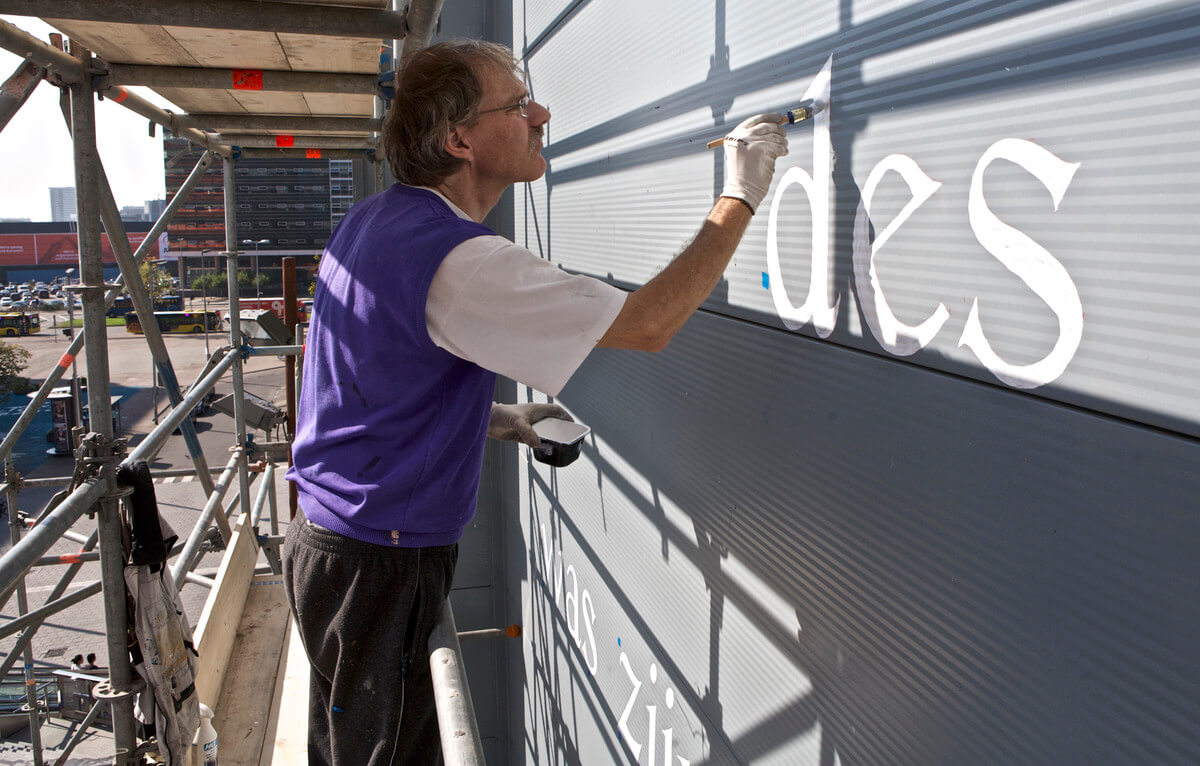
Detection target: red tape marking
<box><xmin>61</xmin><ymin>553</ymin><xmax>82</xmax><ymax>565</ymax></box>
<box><xmin>276</xmin><ymin>135</ymin><xmax>295</xmax><ymax>148</ymax></box>
<box><xmin>232</xmin><ymin>69</ymin><xmax>264</xmax><ymax>90</ymax></box>
<box><xmin>58</xmin><ymin>353</ymin><xmax>74</xmax><ymax>368</ymax></box>
<box><xmin>112</xmin><ymin>87</ymin><xmax>129</xmax><ymax>103</ymax></box>
<box><xmin>305</xmin><ymin>149</ymin><xmax>322</xmax><ymax>159</ymax></box>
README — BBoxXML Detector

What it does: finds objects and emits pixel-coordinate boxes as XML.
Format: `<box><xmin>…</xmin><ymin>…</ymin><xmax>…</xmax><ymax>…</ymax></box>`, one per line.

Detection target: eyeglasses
<box><xmin>477</xmin><ymin>95</ymin><xmax>531</xmax><ymax>118</ymax></box>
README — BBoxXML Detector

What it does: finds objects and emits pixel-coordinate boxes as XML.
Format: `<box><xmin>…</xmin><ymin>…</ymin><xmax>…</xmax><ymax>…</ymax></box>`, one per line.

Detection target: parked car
<box><xmin>0</xmin><ymin>299</ymin><xmax>11</xmax><ymax>310</ymax></box>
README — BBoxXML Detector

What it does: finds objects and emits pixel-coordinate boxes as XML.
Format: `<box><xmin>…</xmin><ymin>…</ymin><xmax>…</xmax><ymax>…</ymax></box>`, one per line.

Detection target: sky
<box><xmin>0</xmin><ymin>15</ymin><xmax>179</xmax><ymax>221</ymax></box>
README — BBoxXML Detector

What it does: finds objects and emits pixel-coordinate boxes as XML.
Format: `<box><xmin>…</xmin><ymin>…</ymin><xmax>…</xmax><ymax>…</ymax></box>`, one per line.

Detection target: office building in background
<box><xmin>48</xmin><ymin>187</ymin><xmax>76</xmax><ymax>222</ymax></box>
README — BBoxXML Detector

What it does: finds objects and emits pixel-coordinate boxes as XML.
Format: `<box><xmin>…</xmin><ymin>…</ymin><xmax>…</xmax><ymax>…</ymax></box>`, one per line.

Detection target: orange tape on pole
<box><xmin>58</xmin><ymin>352</ymin><xmax>74</xmax><ymax>368</ymax></box>
<box><xmin>112</xmin><ymin>86</ymin><xmax>129</xmax><ymax>103</ymax></box>
<box><xmin>305</xmin><ymin>149</ymin><xmax>322</xmax><ymax>159</ymax></box>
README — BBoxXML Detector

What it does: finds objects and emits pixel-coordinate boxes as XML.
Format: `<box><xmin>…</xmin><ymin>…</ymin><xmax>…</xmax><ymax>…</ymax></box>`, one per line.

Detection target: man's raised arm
<box><xmin>599</xmin><ymin>113</ymin><xmax>789</xmax><ymax>351</ymax></box>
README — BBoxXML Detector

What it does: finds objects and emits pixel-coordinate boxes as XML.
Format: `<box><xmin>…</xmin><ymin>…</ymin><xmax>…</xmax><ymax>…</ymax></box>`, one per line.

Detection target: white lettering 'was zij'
<box><xmin>535</xmin><ymin>522</ymin><xmax>693</xmax><ymax>764</ymax></box>
<box><xmin>767</xmin><ymin>56</ymin><xmax>1083</xmax><ymax>389</ymax></box>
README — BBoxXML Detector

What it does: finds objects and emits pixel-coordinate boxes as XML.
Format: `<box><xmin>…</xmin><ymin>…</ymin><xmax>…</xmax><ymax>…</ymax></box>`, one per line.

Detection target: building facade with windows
<box><xmin>48</xmin><ymin>186</ymin><xmax>76</xmax><ymax>222</ymax></box>
<box><xmin>163</xmin><ymin>138</ymin><xmax>368</xmax><ymax>293</ymax></box>
<box><xmin>232</xmin><ymin>157</ymin><xmax>333</xmax><ymax>253</ymax></box>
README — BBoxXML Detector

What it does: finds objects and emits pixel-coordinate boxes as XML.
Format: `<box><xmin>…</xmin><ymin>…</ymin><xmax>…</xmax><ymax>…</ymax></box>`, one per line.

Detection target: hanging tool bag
<box><xmin>118</xmin><ymin>459</ymin><xmax>201</xmax><ymax>766</ymax></box>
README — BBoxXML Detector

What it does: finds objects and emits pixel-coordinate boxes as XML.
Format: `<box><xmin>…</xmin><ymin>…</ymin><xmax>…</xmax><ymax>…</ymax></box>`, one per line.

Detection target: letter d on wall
<box><xmin>961</xmin><ymin>138</ymin><xmax>1082</xmax><ymax>389</ymax></box>
<box><xmin>766</xmin><ymin>56</ymin><xmax>837</xmax><ymax>337</ymax></box>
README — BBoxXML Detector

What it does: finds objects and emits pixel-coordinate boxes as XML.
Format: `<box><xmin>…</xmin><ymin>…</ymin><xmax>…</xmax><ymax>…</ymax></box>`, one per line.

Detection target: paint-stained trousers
<box><xmin>282</xmin><ymin>516</ymin><xmax>457</xmax><ymax>766</ymax></box>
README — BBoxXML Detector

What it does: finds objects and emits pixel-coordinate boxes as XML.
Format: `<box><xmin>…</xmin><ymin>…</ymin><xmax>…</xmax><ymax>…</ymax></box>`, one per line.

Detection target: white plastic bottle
<box><xmin>190</xmin><ymin>702</ymin><xmax>218</xmax><ymax>765</ymax></box>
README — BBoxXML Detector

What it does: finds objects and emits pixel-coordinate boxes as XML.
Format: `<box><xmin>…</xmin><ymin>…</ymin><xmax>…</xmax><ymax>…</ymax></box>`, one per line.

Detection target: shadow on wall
<box><xmin>520</xmin><ymin>317</ymin><xmax>1200</xmax><ymax>765</ymax></box>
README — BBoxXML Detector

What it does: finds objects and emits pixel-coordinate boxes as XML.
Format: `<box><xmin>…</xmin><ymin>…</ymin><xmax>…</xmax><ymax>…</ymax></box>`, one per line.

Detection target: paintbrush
<box><xmin>706</xmin><ymin>99</ymin><xmax>823</xmax><ymax>149</ymax></box>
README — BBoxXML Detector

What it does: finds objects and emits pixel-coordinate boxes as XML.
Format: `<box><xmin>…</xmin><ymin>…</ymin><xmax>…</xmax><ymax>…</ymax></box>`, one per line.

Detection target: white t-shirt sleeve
<box><xmin>426</xmin><ymin>235</ymin><xmax>627</xmax><ymax>396</ymax></box>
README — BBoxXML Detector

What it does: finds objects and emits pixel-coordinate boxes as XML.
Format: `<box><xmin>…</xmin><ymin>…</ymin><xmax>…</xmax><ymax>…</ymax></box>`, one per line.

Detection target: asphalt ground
<box><xmin>0</xmin><ymin>308</ymin><xmax>296</xmax><ymax>763</ymax></box>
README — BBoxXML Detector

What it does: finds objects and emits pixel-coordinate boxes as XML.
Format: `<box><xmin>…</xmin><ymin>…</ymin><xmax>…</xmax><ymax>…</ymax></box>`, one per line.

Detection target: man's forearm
<box><xmin>598</xmin><ymin>197</ymin><xmax>753</xmax><ymax>351</ymax></box>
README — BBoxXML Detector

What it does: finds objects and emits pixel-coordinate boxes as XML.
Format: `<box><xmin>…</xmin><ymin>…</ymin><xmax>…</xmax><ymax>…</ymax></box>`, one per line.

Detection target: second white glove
<box><xmin>488</xmin><ymin>403</ymin><xmax>572</xmax><ymax>448</ymax></box>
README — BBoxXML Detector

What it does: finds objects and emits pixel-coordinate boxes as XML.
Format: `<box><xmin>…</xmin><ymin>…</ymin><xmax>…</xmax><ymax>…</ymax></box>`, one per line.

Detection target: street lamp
<box><xmin>242</xmin><ymin>239</ymin><xmax>269</xmax><ymax>305</ymax></box>
<box><xmin>63</xmin><ymin>267</ymin><xmax>82</xmax><ymax>433</ymax></box>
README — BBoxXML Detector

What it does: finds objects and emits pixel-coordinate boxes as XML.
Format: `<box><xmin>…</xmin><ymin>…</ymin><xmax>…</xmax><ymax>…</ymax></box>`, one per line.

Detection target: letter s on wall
<box><xmin>961</xmin><ymin>138</ymin><xmax>1083</xmax><ymax>389</ymax></box>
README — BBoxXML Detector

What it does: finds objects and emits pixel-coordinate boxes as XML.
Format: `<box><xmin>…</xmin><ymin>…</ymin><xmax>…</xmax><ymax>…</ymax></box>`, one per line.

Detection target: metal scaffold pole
<box><xmin>0</xmin><ymin>19</ymin><xmax>232</xmax><ymax>158</ymax></box>
<box><xmin>188</xmin><ymin>113</ymin><xmax>380</xmax><ymax>133</ymax></box>
<box><xmin>6</xmin><ymin>458</ymin><xmax>43</xmax><ymax>765</ymax></box>
<box><xmin>54</xmin><ymin>72</ymin><xmax>222</xmax><ymax>510</ymax></box>
<box><xmin>104</xmin><ymin>63</ymin><xmax>378</xmax><ymax>94</ymax></box>
<box><xmin>235</xmin><ymin>147</ymin><xmax>373</xmax><ymax>161</ymax></box>
<box><xmin>0</xmin><ymin>527</ymin><xmax>98</xmax><ymax>681</ymax></box>
<box><xmin>0</xmin><ymin>0</ymin><xmax>410</xmax><ymax>39</ymax></box>
<box><xmin>223</xmin><ymin>156</ymin><xmax>253</xmax><ymax>536</ymax></box>
<box><xmin>0</xmin><ymin>57</ymin><xmax>42</xmax><ymax>133</ymax></box>
<box><xmin>216</xmin><ymin>134</ymin><xmax>376</xmax><ymax>149</ymax></box>
<box><xmin>0</xmin><ymin>149</ymin><xmax>214</xmax><ymax>473</ymax></box>
<box><xmin>68</xmin><ymin>41</ymin><xmax>138</xmax><ymax>765</ymax></box>
<box><xmin>94</xmin><ymin>159</ymin><xmax>221</xmax><ymax>503</ymax></box>
<box><xmin>283</xmin><ymin>257</ymin><xmax>298</xmax><ymax>519</ymax></box>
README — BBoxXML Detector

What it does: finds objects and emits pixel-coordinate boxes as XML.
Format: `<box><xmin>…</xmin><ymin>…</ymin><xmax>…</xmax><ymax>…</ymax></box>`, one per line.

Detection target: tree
<box><xmin>139</xmin><ymin>261</ymin><xmax>173</xmax><ymax>300</ymax></box>
<box><xmin>0</xmin><ymin>342</ymin><xmax>32</xmax><ymax>401</ymax></box>
<box><xmin>191</xmin><ymin>272</ymin><xmax>226</xmax><ymax>296</ymax></box>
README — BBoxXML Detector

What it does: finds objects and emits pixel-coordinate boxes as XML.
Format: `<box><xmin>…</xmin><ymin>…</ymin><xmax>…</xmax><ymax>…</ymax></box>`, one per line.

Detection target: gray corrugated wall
<box><xmin>493</xmin><ymin>1</ymin><xmax>1200</xmax><ymax>764</ymax></box>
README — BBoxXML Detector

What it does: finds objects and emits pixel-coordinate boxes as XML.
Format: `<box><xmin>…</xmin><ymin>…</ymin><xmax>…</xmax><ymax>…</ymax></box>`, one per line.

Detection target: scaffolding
<box><xmin>0</xmin><ymin>2</ymin><xmax>487</xmax><ymax>763</ymax></box>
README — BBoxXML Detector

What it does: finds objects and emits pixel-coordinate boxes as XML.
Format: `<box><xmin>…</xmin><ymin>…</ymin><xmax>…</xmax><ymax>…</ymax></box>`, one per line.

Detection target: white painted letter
<box><xmin>766</xmin><ymin>55</ymin><xmax>838</xmax><ymax>337</ymax></box>
<box><xmin>538</xmin><ymin>524</ymin><xmax>563</xmax><ymax>602</ymax></box>
<box><xmin>581</xmin><ymin>590</ymin><xmax>598</xmax><ymax>674</ymax></box>
<box><xmin>962</xmin><ymin>138</ymin><xmax>1082</xmax><ymax>389</ymax></box>
<box><xmin>618</xmin><ymin>652</ymin><xmax>644</xmax><ymax>760</ymax></box>
<box><xmin>852</xmin><ymin>154</ymin><xmax>948</xmax><ymax>355</ymax></box>
<box><xmin>564</xmin><ymin>565</ymin><xmax>580</xmax><ymax>643</ymax></box>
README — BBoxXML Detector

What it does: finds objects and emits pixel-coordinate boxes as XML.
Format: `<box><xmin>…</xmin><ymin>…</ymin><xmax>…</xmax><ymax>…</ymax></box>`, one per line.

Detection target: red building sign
<box><xmin>0</xmin><ymin>232</ymin><xmax>152</xmax><ymax>266</ymax></box>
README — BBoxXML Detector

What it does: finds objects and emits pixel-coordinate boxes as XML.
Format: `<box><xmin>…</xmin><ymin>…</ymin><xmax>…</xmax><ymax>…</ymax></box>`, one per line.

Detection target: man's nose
<box><xmin>528</xmin><ymin>99</ymin><xmax>551</xmax><ymax>126</ymax></box>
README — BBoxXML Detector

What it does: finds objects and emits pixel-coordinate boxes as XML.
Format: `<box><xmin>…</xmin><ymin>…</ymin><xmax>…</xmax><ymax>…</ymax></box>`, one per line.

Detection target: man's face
<box><xmin>463</xmin><ymin>67</ymin><xmax>551</xmax><ymax>186</ymax></box>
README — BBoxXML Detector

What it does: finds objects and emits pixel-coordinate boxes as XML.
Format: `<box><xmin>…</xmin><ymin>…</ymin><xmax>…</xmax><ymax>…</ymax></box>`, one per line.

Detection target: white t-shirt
<box><xmin>421</xmin><ymin>188</ymin><xmax>627</xmax><ymax>397</ymax></box>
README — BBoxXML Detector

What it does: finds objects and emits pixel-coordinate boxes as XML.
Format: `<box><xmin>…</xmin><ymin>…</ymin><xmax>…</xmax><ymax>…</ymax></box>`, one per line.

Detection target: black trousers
<box><xmin>282</xmin><ymin>517</ymin><xmax>457</xmax><ymax>765</ymax></box>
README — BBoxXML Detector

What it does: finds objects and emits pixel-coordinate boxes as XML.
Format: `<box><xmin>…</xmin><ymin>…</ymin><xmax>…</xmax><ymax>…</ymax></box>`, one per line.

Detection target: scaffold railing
<box><xmin>0</xmin><ymin>3</ymin><xmax>495</xmax><ymax>761</ymax></box>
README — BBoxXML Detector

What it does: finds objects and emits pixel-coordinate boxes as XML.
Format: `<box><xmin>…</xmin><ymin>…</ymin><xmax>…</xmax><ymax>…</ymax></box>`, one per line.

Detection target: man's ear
<box><xmin>444</xmin><ymin>124</ymin><xmax>473</xmax><ymax>162</ymax></box>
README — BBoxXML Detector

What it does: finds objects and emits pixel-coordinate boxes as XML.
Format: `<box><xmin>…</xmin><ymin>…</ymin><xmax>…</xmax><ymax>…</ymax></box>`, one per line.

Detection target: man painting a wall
<box><xmin>283</xmin><ymin>39</ymin><xmax>788</xmax><ymax>765</ymax></box>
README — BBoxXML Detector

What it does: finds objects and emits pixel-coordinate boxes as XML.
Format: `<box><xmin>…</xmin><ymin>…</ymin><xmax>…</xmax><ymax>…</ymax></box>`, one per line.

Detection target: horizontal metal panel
<box><xmin>518</xmin><ymin>0</ymin><xmax>1200</xmax><ymax>438</ymax></box>
<box><xmin>512</xmin><ymin>311</ymin><xmax>1200</xmax><ymax>765</ymax></box>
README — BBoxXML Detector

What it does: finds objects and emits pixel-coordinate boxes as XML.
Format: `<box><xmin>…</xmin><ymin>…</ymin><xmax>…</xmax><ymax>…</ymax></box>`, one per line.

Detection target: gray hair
<box><xmin>382</xmin><ymin>40</ymin><xmax>520</xmax><ymax>186</ymax></box>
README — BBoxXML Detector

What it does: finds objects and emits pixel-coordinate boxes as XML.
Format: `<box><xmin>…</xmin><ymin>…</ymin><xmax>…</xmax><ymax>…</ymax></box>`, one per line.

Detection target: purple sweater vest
<box><xmin>287</xmin><ymin>185</ymin><xmax>496</xmax><ymax>547</ymax></box>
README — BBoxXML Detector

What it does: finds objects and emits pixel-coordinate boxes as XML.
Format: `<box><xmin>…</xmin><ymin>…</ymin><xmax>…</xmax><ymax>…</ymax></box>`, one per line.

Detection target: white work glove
<box><xmin>488</xmin><ymin>403</ymin><xmax>573</xmax><ymax>448</ymax></box>
<box><xmin>719</xmin><ymin>113</ymin><xmax>789</xmax><ymax>214</ymax></box>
